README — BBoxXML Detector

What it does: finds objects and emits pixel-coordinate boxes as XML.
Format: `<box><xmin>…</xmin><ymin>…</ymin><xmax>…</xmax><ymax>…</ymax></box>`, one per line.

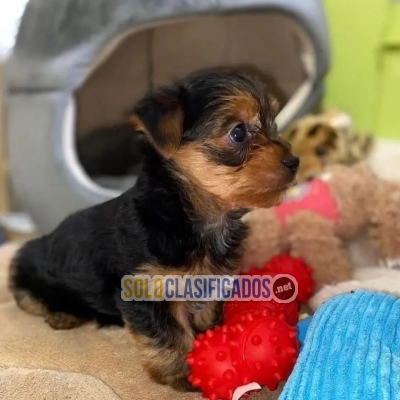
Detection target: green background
<box><xmin>323</xmin><ymin>0</ymin><xmax>400</xmax><ymax>139</ymax></box>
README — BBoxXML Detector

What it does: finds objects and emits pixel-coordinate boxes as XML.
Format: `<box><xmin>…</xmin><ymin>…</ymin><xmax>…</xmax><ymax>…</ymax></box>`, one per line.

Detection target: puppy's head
<box><xmin>281</xmin><ymin>118</ymin><xmax>347</xmax><ymax>182</ymax></box>
<box><xmin>130</xmin><ymin>71</ymin><xmax>298</xmax><ymax>211</ymax></box>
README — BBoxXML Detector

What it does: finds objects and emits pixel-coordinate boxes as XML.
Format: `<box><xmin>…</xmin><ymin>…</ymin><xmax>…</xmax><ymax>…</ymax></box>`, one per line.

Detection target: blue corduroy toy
<box><xmin>282</xmin><ymin>290</ymin><xmax>400</xmax><ymax>400</ymax></box>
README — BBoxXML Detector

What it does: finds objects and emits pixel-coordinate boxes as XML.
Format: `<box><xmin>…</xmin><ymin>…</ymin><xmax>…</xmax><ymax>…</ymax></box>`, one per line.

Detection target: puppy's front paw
<box><xmin>145</xmin><ymin>358</ymin><xmax>196</xmax><ymax>392</ymax></box>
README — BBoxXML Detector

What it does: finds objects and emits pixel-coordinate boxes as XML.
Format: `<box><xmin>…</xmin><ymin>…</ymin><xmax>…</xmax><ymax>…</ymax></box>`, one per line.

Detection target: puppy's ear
<box><xmin>129</xmin><ymin>87</ymin><xmax>184</xmax><ymax>158</ymax></box>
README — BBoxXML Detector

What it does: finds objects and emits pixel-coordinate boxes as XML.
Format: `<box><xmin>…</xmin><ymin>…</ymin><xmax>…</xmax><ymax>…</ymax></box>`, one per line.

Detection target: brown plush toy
<box><xmin>280</xmin><ymin>109</ymin><xmax>374</xmax><ymax>183</ymax></box>
<box><xmin>242</xmin><ymin>164</ymin><xmax>400</xmax><ymax>290</ymax></box>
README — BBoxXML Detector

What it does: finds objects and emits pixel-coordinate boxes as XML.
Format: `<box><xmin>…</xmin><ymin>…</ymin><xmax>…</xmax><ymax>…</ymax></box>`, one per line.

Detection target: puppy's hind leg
<box><xmin>9</xmin><ymin>249</ymin><xmax>88</xmax><ymax>330</ymax></box>
<box><xmin>13</xmin><ymin>289</ymin><xmax>86</xmax><ymax>329</ymax></box>
<box><xmin>44</xmin><ymin>311</ymin><xmax>86</xmax><ymax>330</ymax></box>
<box><xmin>13</xmin><ymin>288</ymin><xmax>47</xmax><ymax>317</ymax></box>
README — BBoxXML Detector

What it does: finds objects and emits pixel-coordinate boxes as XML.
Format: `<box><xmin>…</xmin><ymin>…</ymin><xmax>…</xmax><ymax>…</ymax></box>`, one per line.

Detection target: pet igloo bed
<box><xmin>6</xmin><ymin>0</ymin><xmax>329</xmax><ymax>233</ymax></box>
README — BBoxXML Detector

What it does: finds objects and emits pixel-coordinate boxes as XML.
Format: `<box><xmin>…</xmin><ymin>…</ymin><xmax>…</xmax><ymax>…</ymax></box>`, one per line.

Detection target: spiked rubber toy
<box><xmin>223</xmin><ymin>298</ymin><xmax>300</xmax><ymax>326</ymax></box>
<box><xmin>186</xmin><ymin>254</ymin><xmax>314</xmax><ymax>399</ymax></box>
<box><xmin>186</xmin><ymin>310</ymin><xmax>299</xmax><ymax>400</ymax></box>
<box><xmin>187</xmin><ymin>325</ymin><xmax>246</xmax><ymax>400</ymax></box>
<box><xmin>264</xmin><ymin>254</ymin><xmax>315</xmax><ymax>304</ymax></box>
<box><xmin>224</xmin><ymin>254</ymin><xmax>315</xmax><ymax>327</ymax></box>
<box><xmin>228</xmin><ymin>311</ymin><xmax>298</xmax><ymax>391</ymax></box>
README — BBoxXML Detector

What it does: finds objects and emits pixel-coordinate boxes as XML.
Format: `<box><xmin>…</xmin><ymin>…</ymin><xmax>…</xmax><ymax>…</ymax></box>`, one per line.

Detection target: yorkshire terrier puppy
<box><xmin>282</xmin><ymin>113</ymin><xmax>374</xmax><ymax>182</ymax></box>
<box><xmin>9</xmin><ymin>71</ymin><xmax>298</xmax><ymax>391</ymax></box>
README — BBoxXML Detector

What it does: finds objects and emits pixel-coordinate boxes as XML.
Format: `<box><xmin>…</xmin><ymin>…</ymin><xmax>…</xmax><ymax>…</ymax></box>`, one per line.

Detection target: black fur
<box><xmin>12</xmin><ymin>139</ymin><xmax>247</xmax><ymax>323</ymax></box>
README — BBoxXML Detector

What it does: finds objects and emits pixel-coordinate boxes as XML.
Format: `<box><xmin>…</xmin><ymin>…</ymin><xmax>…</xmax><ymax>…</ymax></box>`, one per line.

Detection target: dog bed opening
<box><xmin>72</xmin><ymin>12</ymin><xmax>316</xmax><ymax>195</ymax></box>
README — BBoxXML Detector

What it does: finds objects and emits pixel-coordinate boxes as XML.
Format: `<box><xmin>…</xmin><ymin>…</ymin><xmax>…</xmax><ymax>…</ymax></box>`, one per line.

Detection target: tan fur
<box><xmin>13</xmin><ymin>289</ymin><xmax>47</xmax><ymax>317</ymax></box>
<box><xmin>128</xmin><ymin>115</ymin><xmax>147</xmax><ymax>134</ymax></box>
<box><xmin>128</xmin><ymin>328</ymin><xmax>194</xmax><ymax>391</ymax></box>
<box><xmin>44</xmin><ymin>312</ymin><xmax>86</xmax><ymax>330</ymax></box>
<box><xmin>219</xmin><ymin>90</ymin><xmax>260</xmax><ymax>124</ymax></box>
<box><xmin>169</xmin><ymin>158</ymin><xmax>229</xmax><ymax>219</ymax></box>
<box><xmin>136</xmin><ymin>255</ymin><xmax>239</xmax><ymax>277</ymax></box>
<box><xmin>125</xmin><ymin>268</ymin><xmax>220</xmax><ymax>391</ymax></box>
<box><xmin>133</xmin><ymin>262</ymin><xmax>226</xmax><ymax>389</ymax></box>
<box><xmin>9</xmin><ymin>257</ymin><xmax>48</xmax><ymax>317</ymax></box>
<box><xmin>267</xmin><ymin>94</ymin><xmax>281</xmax><ymax>116</ymax></box>
<box><xmin>129</xmin><ymin>102</ymin><xmax>184</xmax><ymax>159</ymax></box>
<box><xmin>157</xmin><ymin>106</ymin><xmax>184</xmax><ymax>158</ymax></box>
<box><xmin>172</xmin><ymin>138</ymin><xmax>290</xmax><ymax>212</ymax></box>
<box><xmin>12</xmin><ymin>288</ymin><xmax>85</xmax><ymax>330</ymax></box>
<box><xmin>129</xmin><ymin>300</ymin><xmax>219</xmax><ymax>391</ymax></box>
<box><xmin>192</xmin><ymin>303</ymin><xmax>222</xmax><ymax>332</ymax></box>
<box><xmin>164</xmin><ymin>90</ymin><xmax>292</xmax><ymax>213</ymax></box>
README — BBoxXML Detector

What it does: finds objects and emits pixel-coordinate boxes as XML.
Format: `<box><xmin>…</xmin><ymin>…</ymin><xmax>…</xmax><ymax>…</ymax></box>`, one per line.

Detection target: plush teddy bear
<box><xmin>242</xmin><ymin>164</ymin><xmax>400</xmax><ymax>291</ymax></box>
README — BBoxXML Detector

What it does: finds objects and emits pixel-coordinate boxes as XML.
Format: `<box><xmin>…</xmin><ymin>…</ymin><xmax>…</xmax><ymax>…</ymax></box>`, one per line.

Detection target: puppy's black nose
<box><xmin>281</xmin><ymin>155</ymin><xmax>299</xmax><ymax>173</ymax></box>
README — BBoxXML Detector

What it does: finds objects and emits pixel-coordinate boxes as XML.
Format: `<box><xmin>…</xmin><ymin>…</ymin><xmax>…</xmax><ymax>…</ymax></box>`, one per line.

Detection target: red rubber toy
<box><xmin>187</xmin><ymin>325</ymin><xmax>246</xmax><ymax>400</ymax></box>
<box><xmin>186</xmin><ymin>254</ymin><xmax>312</xmax><ymax>399</ymax></box>
<box><xmin>187</xmin><ymin>313</ymin><xmax>298</xmax><ymax>400</ymax></box>
<box><xmin>228</xmin><ymin>312</ymin><xmax>298</xmax><ymax>390</ymax></box>
<box><xmin>223</xmin><ymin>298</ymin><xmax>299</xmax><ymax>326</ymax></box>
<box><xmin>224</xmin><ymin>254</ymin><xmax>313</xmax><ymax>327</ymax></box>
<box><xmin>265</xmin><ymin>254</ymin><xmax>315</xmax><ymax>304</ymax></box>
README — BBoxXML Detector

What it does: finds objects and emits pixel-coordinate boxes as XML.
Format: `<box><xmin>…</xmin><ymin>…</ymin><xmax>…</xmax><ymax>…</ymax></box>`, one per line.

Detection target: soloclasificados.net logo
<box><xmin>121</xmin><ymin>274</ymin><xmax>298</xmax><ymax>303</ymax></box>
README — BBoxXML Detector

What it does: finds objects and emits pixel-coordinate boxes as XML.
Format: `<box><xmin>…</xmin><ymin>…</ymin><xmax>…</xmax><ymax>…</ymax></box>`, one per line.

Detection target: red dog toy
<box><xmin>265</xmin><ymin>254</ymin><xmax>315</xmax><ymax>304</ymax></box>
<box><xmin>186</xmin><ymin>254</ymin><xmax>315</xmax><ymax>400</ymax></box>
<box><xmin>187</xmin><ymin>312</ymin><xmax>298</xmax><ymax>400</ymax></box>
<box><xmin>224</xmin><ymin>297</ymin><xmax>300</xmax><ymax>326</ymax></box>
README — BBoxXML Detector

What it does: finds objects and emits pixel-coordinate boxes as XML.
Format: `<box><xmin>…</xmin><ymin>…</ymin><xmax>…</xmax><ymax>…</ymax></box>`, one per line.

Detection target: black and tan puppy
<box><xmin>9</xmin><ymin>71</ymin><xmax>298</xmax><ymax>391</ymax></box>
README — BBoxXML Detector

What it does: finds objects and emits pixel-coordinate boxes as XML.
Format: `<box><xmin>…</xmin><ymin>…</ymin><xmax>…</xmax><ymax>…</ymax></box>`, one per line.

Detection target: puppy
<box><xmin>282</xmin><ymin>116</ymin><xmax>373</xmax><ymax>182</ymax></box>
<box><xmin>9</xmin><ymin>71</ymin><xmax>298</xmax><ymax>391</ymax></box>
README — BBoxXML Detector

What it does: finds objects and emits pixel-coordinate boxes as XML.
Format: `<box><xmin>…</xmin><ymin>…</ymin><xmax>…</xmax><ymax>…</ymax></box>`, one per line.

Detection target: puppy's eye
<box><xmin>230</xmin><ymin>124</ymin><xmax>247</xmax><ymax>143</ymax></box>
<box><xmin>316</xmin><ymin>146</ymin><xmax>328</xmax><ymax>157</ymax></box>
